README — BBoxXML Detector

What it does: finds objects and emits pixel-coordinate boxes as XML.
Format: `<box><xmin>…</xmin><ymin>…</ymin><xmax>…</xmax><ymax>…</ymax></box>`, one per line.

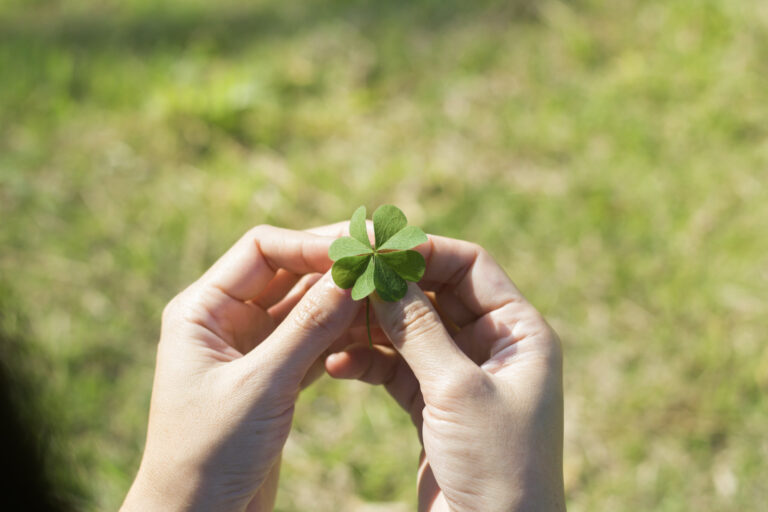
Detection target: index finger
<box><xmin>199</xmin><ymin>225</ymin><xmax>335</xmax><ymax>302</ymax></box>
<box><xmin>305</xmin><ymin>219</ymin><xmax>373</xmax><ymax>240</ymax></box>
<box><xmin>417</xmin><ymin>235</ymin><xmax>527</xmax><ymax>317</ymax></box>
<box><xmin>305</xmin><ymin>221</ymin><xmax>350</xmax><ymax>237</ymax></box>
<box><xmin>309</xmin><ymin>222</ymin><xmax>526</xmax><ymax>317</ymax></box>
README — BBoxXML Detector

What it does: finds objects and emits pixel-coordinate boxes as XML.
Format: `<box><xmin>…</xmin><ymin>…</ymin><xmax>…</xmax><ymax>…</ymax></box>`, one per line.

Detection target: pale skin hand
<box><xmin>122</xmin><ymin>222</ymin><xmax>564</xmax><ymax>512</ymax></box>
<box><xmin>321</xmin><ymin>226</ymin><xmax>566</xmax><ymax>512</ymax></box>
<box><xmin>122</xmin><ymin>225</ymin><xmax>361</xmax><ymax>512</ymax></box>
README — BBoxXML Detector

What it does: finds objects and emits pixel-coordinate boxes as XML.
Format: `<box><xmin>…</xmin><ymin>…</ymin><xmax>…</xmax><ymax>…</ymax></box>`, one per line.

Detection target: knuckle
<box><xmin>249</xmin><ymin>223</ymin><xmax>271</xmax><ymax>234</ymax></box>
<box><xmin>292</xmin><ymin>293</ymin><xmax>337</xmax><ymax>338</ymax></box>
<box><xmin>541</xmin><ymin>322</ymin><xmax>563</xmax><ymax>366</ymax></box>
<box><xmin>469</xmin><ymin>241</ymin><xmax>486</xmax><ymax>257</ymax></box>
<box><xmin>158</xmin><ymin>291</ymin><xmax>197</xmax><ymax>348</ymax></box>
<box><xmin>389</xmin><ymin>299</ymin><xmax>442</xmax><ymax>342</ymax></box>
<box><xmin>524</xmin><ymin>310</ymin><xmax>559</xmax><ymax>348</ymax></box>
<box><xmin>501</xmin><ymin>302</ymin><xmax>561</xmax><ymax>347</ymax></box>
<box><xmin>161</xmin><ymin>294</ymin><xmax>183</xmax><ymax>324</ymax></box>
<box><xmin>493</xmin><ymin>301</ymin><xmax>519</xmax><ymax>324</ymax></box>
<box><xmin>177</xmin><ymin>287</ymin><xmax>210</xmax><ymax>323</ymax></box>
<box><xmin>162</xmin><ymin>286</ymin><xmax>221</xmax><ymax>329</ymax></box>
<box><xmin>245</xmin><ymin>224</ymin><xmax>270</xmax><ymax>242</ymax></box>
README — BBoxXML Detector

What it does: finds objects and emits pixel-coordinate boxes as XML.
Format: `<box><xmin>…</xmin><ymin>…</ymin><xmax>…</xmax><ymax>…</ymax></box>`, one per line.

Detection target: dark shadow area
<box><xmin>0</xmin><ymin>0</ymin><xmax>542</xmax><ymax>53</ymax></box>
<box><xmin>0</xmin><ymin>282</ymin><xmax>86</xmax><ymax>511</ymax></box>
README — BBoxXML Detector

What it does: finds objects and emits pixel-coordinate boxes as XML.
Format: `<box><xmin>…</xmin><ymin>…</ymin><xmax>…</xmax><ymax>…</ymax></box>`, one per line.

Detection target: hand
<box><xmin>325</xmin><ymin>235</ymin><xmax>565</xmax><ymax>512</ymax></box>
<box><xmin>122</xmin><ymin>226</ymin><xmax>360</xmax><ymax>512</ymax></box>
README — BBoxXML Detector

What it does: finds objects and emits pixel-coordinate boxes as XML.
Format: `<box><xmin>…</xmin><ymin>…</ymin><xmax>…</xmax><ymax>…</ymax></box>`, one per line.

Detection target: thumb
<box><xmin>371</xmin><ymin>283</ymin><xmax>479</xmax><ymax>399</ymax></box>
<box><xmin>246</xmin><ymin>271</ymin><xmax>360</xmax><ymax>383</ymax></box>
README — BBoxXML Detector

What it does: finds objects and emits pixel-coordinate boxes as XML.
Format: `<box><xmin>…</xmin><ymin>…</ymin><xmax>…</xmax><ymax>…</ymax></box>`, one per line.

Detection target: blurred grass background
<box><xmin>1</xmin><ymin>0</ymin><xmax>767</xmax><ymax>510</ymax></box>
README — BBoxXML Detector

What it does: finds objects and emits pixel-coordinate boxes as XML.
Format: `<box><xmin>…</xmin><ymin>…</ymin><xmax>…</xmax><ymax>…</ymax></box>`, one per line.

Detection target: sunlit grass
<box><xmin>1</xmin><ymin>0</ymin><xmax>767</xmax><ymax>510</ymax></box>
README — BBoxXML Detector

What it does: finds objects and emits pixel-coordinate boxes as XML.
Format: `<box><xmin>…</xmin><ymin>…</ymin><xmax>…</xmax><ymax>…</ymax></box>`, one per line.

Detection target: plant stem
<box><xmin>365</xmin><ymin>296</ymin><xmax>372</xmax><ymax>347</ymax></box>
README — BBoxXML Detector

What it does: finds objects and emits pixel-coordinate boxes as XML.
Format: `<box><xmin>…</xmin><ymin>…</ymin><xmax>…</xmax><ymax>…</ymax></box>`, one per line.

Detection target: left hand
<box><xmin>325</xmin><ymin>233</ymin><xmax>565</xmax><ymax>512</ymax></box>
<box><xmin>122</xmin><ymin>225</ymin><xmax>360</xmax><ymax>512</ymax></box>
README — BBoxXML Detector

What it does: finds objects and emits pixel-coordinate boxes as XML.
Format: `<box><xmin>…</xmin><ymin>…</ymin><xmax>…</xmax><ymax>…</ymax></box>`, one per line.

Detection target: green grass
<box><xmin>1</xmin><ymin>0</ymin><xmax>767</xmax><ymax>510</ymax></box>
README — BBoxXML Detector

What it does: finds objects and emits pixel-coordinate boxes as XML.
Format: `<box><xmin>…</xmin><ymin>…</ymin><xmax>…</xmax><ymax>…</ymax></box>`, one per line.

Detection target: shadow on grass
<box><xmin>0</xmin><ymin>282</ymin><xmax>86</xmax><ymax>510</ymax></box>
<box><xmin>0</xmin><ymin>0</ymin><xmax>542</xmax><ymax>53</ymax></box>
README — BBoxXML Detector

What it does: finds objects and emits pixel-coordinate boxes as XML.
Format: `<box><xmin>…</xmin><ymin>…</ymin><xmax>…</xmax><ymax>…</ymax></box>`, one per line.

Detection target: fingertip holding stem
<box><xmin>247</xmin><ymin>269</ymin><xmax>361</xmax><ymax>382</ymax></box>
<box><xmin>368</xmin><ymin>282</ymin><xmax>433</xmax><ymax>347</ymax></box>
<box><xmin>369</xmin><ymin>282</ymin><xmax>475</xmax><ymax>389</ymax></box>
<box><xmin>324</xmin><ymin>351</ymin><xmax>347</xmax><ymax>377</ymax></box>
<box><xmin>325</xmin><ymin>348</ymin><xmax>367</xmax><ymax>380</ymax></box>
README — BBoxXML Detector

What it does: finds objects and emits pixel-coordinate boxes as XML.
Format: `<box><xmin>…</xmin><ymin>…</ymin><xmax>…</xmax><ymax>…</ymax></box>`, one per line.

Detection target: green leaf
<box><xmin>331</xmin><ymin>254</ymin><xmax>371</xmax><ymax>289</ymax></box>
<box><xmin>377</xmin><ymin>250</ymin><xmax>426</xmax><ymax>282</ymax></box>
<box><xmin>329</xmin><ymin>236</ymin><xmax>372</xmax><ymax>261</ymax></box>
<box><xmin>351</xmin><ymin>257</ymin><xmax>376</xmax><ymax>300</ymax></box>
<box><xmin>378</xmin><ymin>225</ymin><xmax>428</xmax><ymax>251</ymax></box>
<box><xmin>373</xmin><ymin>204</ymin><xmax>407</xmax><ymax>248</ymax></box>
<box><xmin>329</xmin><ymin>204</ymin><xmax>426</xmax><ymax>304</ymax></box>
<box><xmin>349</xmin><ymin>205</ymin><xmax>371</xmax><ymax>248</ymax></box>
<box><xmin>373</xmin><ymin>255</ymin><xmax>408</xmax><ymax>301</ymax></box>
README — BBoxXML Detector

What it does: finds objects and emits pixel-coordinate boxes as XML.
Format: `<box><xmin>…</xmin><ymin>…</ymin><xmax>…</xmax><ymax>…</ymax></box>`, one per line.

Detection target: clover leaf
<box><xmin>329</xmin><ymin>205</ymin><xmax>428</xmax><ymax>345</ymax></box>
<box><xmin>330</xmin><ymin>205</ymin><xmax>428</xmax><ymax>301</ymax></box>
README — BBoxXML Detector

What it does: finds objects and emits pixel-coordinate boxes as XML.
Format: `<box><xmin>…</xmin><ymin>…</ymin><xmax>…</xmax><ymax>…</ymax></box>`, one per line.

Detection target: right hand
<box><xmin>325</xmin><ymin>234</ymin><xmax>566</xmax><ymax>512</ymax></box>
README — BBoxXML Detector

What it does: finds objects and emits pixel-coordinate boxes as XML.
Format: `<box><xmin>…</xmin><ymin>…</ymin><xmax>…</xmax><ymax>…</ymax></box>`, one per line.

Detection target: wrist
<box><xmin>121</xmin><ymin>461</ymin><xmax>205</xmax><ymax>512</ymax></box>
<box><xmin>454</xmin><ymin>461</ymin><xmax>564</xmax><ymax>512</ymax></box>
<box><xmin>508</xmin><ymin>465</ymin><xmax>566</xmax><ymax>512</ymax></box>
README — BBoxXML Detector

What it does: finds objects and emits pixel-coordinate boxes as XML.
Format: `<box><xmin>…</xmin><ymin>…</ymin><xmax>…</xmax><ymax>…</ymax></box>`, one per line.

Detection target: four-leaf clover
<box><xmin>329</xmin><ymin>205</ymin><xmax>428</xmax><ymax>302</ymax></box>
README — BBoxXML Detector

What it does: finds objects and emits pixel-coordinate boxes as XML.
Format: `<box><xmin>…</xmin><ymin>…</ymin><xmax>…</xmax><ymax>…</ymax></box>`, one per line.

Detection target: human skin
<box><xmin>122</xmin><ymin>225</ymin><xmax>362</xmax><ymax>512</ymax></box>
<box><xmin>122</xmin><ymin>222</ymin><xmax>565</xmax><ymax>512</ymax></box>
<box><xmin>321</xmin><ymin>225</ymin><xmax>566</xmax><ymax>512</ymax></box>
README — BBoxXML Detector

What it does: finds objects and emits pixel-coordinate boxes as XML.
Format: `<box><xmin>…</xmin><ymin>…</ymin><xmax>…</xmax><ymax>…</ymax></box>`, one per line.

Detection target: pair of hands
<box><xmin>122</xmin><ymin>222</ymin><xmax>565</xmax><ymax>512</ymax></box>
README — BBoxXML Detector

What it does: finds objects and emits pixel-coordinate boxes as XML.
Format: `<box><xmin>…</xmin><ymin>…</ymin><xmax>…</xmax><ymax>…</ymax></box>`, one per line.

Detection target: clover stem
<box><xmin>365</xmin><ymin>296</ymin><xmax>372</xmax><ymax>348</ymax></box>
